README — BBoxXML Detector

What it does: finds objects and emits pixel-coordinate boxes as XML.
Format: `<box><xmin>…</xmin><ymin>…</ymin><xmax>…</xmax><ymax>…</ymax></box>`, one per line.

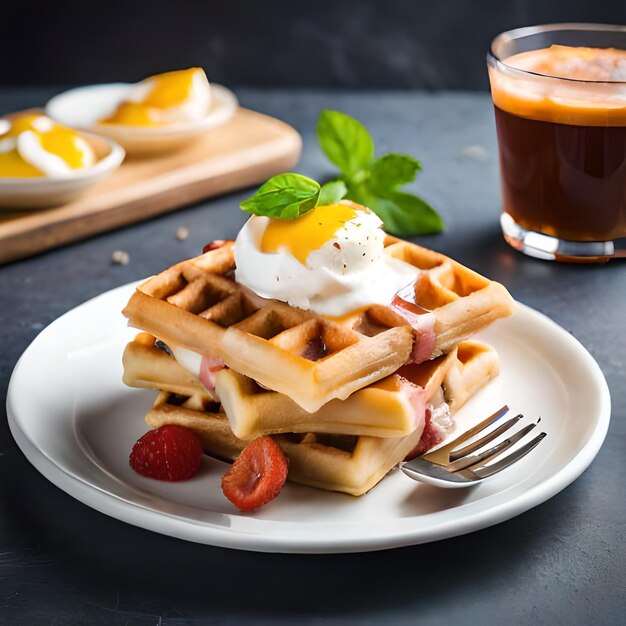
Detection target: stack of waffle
<box><xmin>122</xmin><ymin>237</ymin><xmax>513</xmax><ymax>496</ymax></box>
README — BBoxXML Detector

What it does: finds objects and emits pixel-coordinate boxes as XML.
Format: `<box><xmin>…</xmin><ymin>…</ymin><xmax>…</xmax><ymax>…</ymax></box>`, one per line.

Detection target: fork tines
<box><xmin>406</xmin><ymin>405</ymin><xmax>547</xmax><ymax>484</ymax></box>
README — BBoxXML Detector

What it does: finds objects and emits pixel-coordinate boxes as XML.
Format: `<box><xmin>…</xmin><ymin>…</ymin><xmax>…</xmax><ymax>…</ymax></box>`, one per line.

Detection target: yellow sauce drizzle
<box><xmin>143</xmin><ymin>68</ymin><xmax>199</xmax><ymax>108</ymax></box>
<box><xmin>261</xmin><ymin>204</ymin><xmax>359</xmax><ymax>265</ymax></box>
<box><xmin>0</xmin><ymin>150</ymin><xmax>42</xmax><ymax>177</ymax></box>
<box><xmin>100</xmin><ymin>101</ymin><xmax>162</xmax><ymax>126</ymax></box>
<box><xmin>38</xmin><ymin>127</ymin><xmax>91</xmax><ymax>169</ymax></box>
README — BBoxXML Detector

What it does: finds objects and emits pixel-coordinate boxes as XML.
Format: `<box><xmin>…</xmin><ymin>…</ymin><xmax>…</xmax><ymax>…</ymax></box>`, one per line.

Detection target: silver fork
<box><xmin>401</xmin><ymin>405</ymin><xmax>546</xmax><ymax>488</ymax></box>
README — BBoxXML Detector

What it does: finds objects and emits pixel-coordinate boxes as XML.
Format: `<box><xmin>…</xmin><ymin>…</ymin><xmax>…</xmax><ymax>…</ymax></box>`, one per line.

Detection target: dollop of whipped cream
<box><xmin>234</xmin><ymin>203</ymin><xmax>418</xmax><ymax>317</ymax></box>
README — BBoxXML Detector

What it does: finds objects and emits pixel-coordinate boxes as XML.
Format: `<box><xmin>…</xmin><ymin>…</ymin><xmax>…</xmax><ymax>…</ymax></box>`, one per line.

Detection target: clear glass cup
<box><xmin>487</xmin><ymin>24</ymin><xmax>626</xmax><ymax>262</ymax></box>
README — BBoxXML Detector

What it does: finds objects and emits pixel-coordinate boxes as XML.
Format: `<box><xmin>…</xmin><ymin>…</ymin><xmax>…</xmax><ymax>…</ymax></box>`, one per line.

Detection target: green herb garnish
<box><xmin>240</xmin><ymin>173</ymin><xmax>348</xmax><ymax>220</ymax></box>
<box><xmin>316</xmin><ymin>110</ymin><xmax>444</xmax><ymax>235</ymax></box>
<box><xmin>240</xmin><ymin>110</ymin><xmax>444</xmax><ymax>235</ymax></box>
<box><xmin>318</xmin><ymin>179</ymin><xmax>348</xmax><ymax>206</ymax></box>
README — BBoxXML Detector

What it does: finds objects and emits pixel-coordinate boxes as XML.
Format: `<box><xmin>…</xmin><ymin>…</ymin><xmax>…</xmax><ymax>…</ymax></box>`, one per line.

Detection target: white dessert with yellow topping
<box><xmin>0</xmin><ymin>114</ymin><xmax>95</xmax><ymax>178</ymax></box>
<box><xmin>234</xmin><ymin>202</ymin><xmax>419</xmax><ymax>317</ymax></box>
<box><xmin>100</xmin><ymin>68</ymin><xmax>211</xmax><ymax>127</ymax></box>
<box><xmin>45</xmin><ymin>69</ymin><xmax>237</xmax><ymax>156</ymax></box>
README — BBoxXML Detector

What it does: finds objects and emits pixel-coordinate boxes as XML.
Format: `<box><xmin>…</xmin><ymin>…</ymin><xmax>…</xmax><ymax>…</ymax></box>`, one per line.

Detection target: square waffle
<box><xmin>123</xmin><ymin>332</ymin><xmax>468</xmax><ymax>438</ymax></box>
<box><xmin>130</xmin><ymin>338</ymin><xmax>500</xmax><ymax>496</ymax></box>
<box><xmin>123</xmin><ymin>238</ymin><xmax>512</xmax><ymax>412</ymax></box>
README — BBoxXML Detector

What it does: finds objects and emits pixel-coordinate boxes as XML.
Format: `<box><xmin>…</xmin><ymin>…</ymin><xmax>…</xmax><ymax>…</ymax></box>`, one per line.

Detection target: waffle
<box><xmin>443</xmin><ymin>341</ymin><xmax>501</xmax><ymax>413</ymax></box>
<box><xmin>123</xmin><ymin>236</ymin><xmax>513</xmax><ymax>412</ymax></box>
<box><xmin>122</xmin><ymin>332</ymin><xmax>210</xmax><ymax>398</ymax></box>
<box><xmin>141</xmin><ymin>341</ymin><xmax>500</xmax><ymax>496</ymax></box>
<box><xmin>124</xmin><ymin>332</ymin><xmax>457</xmax><ymax>438</ymax></box>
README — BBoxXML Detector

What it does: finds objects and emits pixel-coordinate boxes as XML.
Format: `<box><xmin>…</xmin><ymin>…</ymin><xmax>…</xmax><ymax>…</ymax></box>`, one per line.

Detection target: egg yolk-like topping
<box><xmin>101</xmin><ymin>101</ymin><xmax>162</xmax><ymax>127</ymax></box>
<box><xmin>0</xmin><ymin>114</ymin><xmax>94</xmax><ymax>178</ymax></box>
<box><xmin>261</xmin><ymin>204</ymin><xmax>360</xmax><ymax>265</ymax></box>
<box><xmin>143</xmin><ymin>68</ymin><xmax>201</xmax><ymax>108</ymax></box>
<box><xmin>101</xmin><ymin>68</ymin><xmax>207</xmax><ymax>127</ymax></box>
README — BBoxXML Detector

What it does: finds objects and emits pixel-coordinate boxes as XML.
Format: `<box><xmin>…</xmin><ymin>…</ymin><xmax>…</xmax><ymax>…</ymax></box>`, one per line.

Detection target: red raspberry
<box><xmin>129</xmin><ymin>425</ymin><xmax>203</xmax><ymax>481</ymax></box>
<box><xmin>221</xmin><ymin>436</ymin><xmax>288</xmax><ymax>511</ymax></box>
<box><xmin>202</xmin><ymin>240</ymin><xmax>228</xmax><ymax>254</ymax></box>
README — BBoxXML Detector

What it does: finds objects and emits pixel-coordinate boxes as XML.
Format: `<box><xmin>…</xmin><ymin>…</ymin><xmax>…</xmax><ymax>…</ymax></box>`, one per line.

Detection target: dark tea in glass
<box><xmin>488</xmin><ymin>25</ymin><xmax>626</xmax><ymax>261</ymax></box>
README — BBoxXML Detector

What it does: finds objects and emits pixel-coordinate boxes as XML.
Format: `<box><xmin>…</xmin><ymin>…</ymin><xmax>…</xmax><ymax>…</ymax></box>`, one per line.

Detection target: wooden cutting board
<box><xmin>0</xmin><ymin>108</ymin><xmax>301</xmax><ymax>264</ymax></box>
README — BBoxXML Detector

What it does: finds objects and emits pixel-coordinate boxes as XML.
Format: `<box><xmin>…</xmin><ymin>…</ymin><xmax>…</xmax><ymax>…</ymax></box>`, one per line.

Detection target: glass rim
<box><xmin>487</xmin><ymin>22</ymin><xmax>626</xmax><ymax>85</ymax></box>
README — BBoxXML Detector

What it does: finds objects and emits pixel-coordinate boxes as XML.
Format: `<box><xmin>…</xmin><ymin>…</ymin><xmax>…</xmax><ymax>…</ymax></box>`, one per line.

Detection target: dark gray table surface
<box><xmin>0</xmin><ymin>88</ymin><xmax>624</xmax><ymax>625</ymax></box>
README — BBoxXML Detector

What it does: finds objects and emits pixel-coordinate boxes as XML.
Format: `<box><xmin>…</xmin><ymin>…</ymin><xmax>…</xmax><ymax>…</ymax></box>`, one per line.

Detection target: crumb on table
<box><xmin>111</xmin><ymin>250</ymin><xmax>130</xmax><ymax>265</ymax></box>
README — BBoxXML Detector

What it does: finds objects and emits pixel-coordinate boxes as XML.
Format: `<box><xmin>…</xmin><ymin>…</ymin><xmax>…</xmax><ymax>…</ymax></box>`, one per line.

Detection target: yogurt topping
<box><xmin>234</xmin><ymin>204</ymin><xmax>419</xmax><ymax>317</ymax></box>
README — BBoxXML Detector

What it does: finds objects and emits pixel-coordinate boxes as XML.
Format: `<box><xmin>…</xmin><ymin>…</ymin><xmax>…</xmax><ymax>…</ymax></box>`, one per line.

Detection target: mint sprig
<box><xmin>317</xmin><ymin>110</ymin><xmax>444</xmax><ymax>235</ymax></box>
<box><xmin>240</xmin><ymin>110</ymin><xmax>443</xmax><ymax>235</ymax></box>
<box><xmin>240</xmin><ymin>173</ymin><xmax>347</xmax><ymax>220</ymax></box>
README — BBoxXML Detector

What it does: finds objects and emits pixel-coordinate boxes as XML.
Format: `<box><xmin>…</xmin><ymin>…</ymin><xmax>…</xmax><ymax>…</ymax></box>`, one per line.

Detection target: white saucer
<box><xmin>6</xmin><ymin>282</ymin><xmax>610</xmax><ymax>553</ymax></box>
<box><xmin>46</xmin><ymin>83</ymin><xmax>238</xmax><ymax>155</ymax></box>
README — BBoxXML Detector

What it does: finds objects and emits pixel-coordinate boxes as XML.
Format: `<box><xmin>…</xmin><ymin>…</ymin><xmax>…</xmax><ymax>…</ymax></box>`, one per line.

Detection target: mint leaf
<box><xmin>240</xmin><ymin>173</ymin><xmax>320</xmax><ymax>220</ymax></box>
<box><xmin>354</xmin><ymin>187</ymin><xmax>444</xmax><ymax>236</ymax></box>
<box><xmin>370</xmin><ymin>154</ymin><xmax>421</xmax><ymax>194</ymax></box>
<box><xmin>317</xmin><ymin>110</ymin><xmax>374</xmax><ymax>178</ymax></box>
<box><xmin>318</xmin><ymin>180</ymin><xmax>348</xmax><ymax>205</ymax></box>
<box><xmin>316</xmin><ymin>109</ymin><xmax>444</xmax><ymax>236</ymax></box>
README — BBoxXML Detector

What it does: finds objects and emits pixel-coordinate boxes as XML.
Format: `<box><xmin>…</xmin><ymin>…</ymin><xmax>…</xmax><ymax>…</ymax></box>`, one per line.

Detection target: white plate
<box><xmin>46</xmin><ymin>83</ymin><xmax>238</xmax><ymax>155</ymax></box>
<box><xmin>6</xmin><ymin>282</ymin><xmax>610</xmax><ymax>553</ymax></box>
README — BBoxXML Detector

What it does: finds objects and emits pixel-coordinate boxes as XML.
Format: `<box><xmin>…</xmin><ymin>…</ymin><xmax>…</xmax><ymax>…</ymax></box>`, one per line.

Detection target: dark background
<box><xmin>2</xmin><ymin>0</ymin><xmax>624</xmax><ymax>90</ymax></box>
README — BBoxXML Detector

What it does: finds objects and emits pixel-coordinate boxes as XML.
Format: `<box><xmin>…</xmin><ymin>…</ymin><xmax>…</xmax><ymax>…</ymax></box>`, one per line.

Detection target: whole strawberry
<box><xmin>129</xmin><ymin>425</ymin><xmax>203</xmax><ymax>481</ymax></box>
<box><xmin>222</xmin><ymin>436</ymin><xmax>288</xmax><ymax>511</ymax></box>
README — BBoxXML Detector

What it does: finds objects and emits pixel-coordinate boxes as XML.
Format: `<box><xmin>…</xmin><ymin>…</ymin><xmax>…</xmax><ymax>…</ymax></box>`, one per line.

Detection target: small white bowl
<box><xmin>46</xmin><ymin>83</ymin><xmax>239</xmax><ymax>155</ymax></box>
<box><xmin>0</xmin><ymin>126</ymin><xmax>125</xmax><ymax>210</ymax></box>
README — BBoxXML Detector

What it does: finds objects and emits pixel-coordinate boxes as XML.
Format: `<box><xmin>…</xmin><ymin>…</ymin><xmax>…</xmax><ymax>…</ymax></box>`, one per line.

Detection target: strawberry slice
<box><xmin>199</xmin><ymin>354</ymin><xmax>225</xmax><ymax>393</ymax></box>
<box><xmin>129</xmin><ymin>425</ymin><xmax>203</xmax><ymax>481</ymax></box>
<box><xmin>404</xmin><ymin>407</ymin><xmax>445</xmax><ymax>461</ymax></box>
<box><xmin>221</xmin><ymin>436</ymin><xmax>288</xmax><ymax>511</ymax></box>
